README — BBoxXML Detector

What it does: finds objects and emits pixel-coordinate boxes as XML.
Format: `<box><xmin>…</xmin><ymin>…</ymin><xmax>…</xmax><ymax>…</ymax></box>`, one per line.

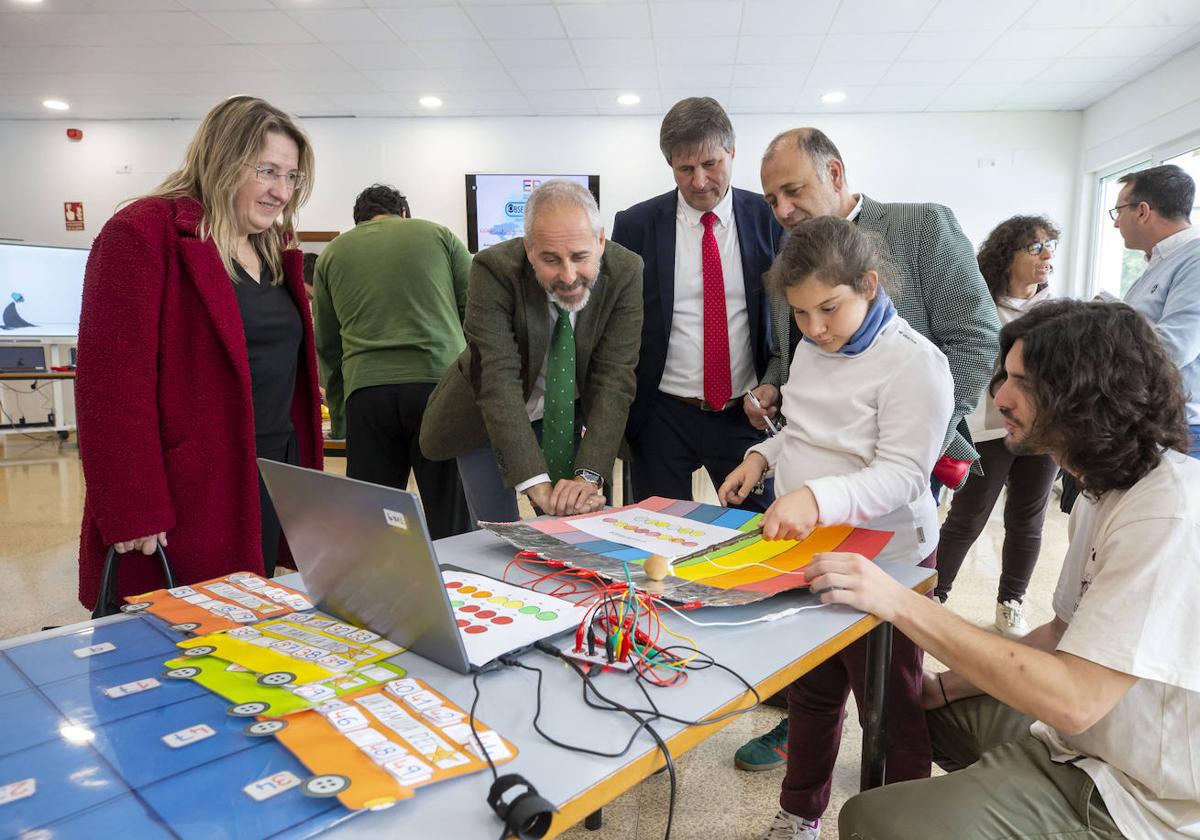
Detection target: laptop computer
<box><xmin>257</xmin><ymin>460</ymin><xmax>581</xmax><ymax>674</ymax></box>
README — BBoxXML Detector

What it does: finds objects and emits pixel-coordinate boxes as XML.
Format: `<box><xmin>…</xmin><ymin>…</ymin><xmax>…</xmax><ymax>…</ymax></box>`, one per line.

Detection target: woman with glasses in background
<box><xmin>75</xmin><ymin>96</ymin><xmax>322</xmax><ymax>608</ymax></box>
<box><xmin>933</xmin><ymin>215</ymin><xmax>1061</xmax><ymax>638</ymax></box>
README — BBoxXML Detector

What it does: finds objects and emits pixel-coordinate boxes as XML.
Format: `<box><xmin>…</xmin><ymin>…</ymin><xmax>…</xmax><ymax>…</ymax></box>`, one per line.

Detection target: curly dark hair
<box><xmin>989</xmin><ymin>299</ymin><xmax>1189</xmax><ymax>497</ymax></box>
<box><xmin>976</xmin><ymin>214</ymin><xmax>1061</xmax><ymax>302</ymax></box>
<box><xmin>352</xmin><ymin>184</ymin><xmax>409</xmax><ymax>224</ymax></box>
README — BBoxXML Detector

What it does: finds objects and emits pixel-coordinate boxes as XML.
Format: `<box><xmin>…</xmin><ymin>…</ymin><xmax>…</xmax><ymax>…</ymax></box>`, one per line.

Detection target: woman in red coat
<box><xmin>75</xmin><ymin>95</ymin><xmax>323</xmax><ymax>609</ymax></box>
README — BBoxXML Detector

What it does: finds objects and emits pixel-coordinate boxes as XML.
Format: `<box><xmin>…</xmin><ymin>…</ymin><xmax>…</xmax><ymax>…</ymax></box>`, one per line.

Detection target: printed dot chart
<box><xmin>441</xmin><ymin>570</ymin><xmax>586</xmax><ymax>664</ymax></box>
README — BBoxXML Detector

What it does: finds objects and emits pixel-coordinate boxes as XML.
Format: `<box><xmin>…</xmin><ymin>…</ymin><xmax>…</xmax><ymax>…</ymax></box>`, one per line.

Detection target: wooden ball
<box><xmin>643</xmin><ymin>554</ymin><xmax>671</xmax><ymax>582</ymax></box>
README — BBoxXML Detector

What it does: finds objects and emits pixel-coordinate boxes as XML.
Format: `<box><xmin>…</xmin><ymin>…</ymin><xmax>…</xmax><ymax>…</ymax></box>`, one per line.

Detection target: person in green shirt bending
<box><xmin>312</xmin><ymin>184</ymin><xmax>472</xmax><ymax>538</ymax></box>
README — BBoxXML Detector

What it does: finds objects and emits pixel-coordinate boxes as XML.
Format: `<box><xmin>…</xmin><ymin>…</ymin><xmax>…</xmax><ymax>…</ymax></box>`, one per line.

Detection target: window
<box><xmin>1089</xmin><ymin>135</ymin><xmax>1200</xmax><ymax>299</ymax></box>
<box><xmin>1094</xmin><ymin>162</ymin><xmax>1150</xmax><ymax>298</ymax></box>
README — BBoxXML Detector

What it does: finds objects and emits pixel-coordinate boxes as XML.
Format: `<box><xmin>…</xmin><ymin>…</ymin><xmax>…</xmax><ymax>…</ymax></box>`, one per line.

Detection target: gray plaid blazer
<box><xmin>763</xmin><ymin>193</ymin><xmax>1000</xmax><ymax>474</ymax></box>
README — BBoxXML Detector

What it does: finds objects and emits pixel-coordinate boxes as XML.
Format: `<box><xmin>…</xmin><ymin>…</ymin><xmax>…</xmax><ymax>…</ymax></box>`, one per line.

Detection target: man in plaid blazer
<box><xmin>746</xmin><ymin>127</ymin><xmax>999</xmax><ymax>485</ymax></box>
<box><xmin>732</xmin><ymin>128</ymin><xmax>1000</xmax><ymax>787</ymax></box>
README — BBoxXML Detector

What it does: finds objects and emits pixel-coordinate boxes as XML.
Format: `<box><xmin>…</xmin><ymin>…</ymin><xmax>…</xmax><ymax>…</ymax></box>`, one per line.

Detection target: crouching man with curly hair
<box><xmin>808</xmin><ymin>299</ymin><xmax>1200</xmax><ymax>840</ymax></box>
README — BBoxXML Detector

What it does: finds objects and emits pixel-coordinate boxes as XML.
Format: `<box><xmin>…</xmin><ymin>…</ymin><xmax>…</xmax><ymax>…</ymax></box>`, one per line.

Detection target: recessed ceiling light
<box><xmin>43</xmin><ymin>99</ymin><xmax>70</xmax><ymax>111</ymax></box>
<box><xmin>418</xmin><ymin>95</ymin><xmax>442</xmax><ymax>109</ymax></box>
<box><xmin>820</xmin><ymin>91</ymin><xmax>847</xmax><ymax>104</ymax></box>
<box><xmin>14</xmin><ymin>0</ymin><xmax>44</xmax><ymax>4</ymax></box>
<box><xmin>616</xmin><ymin>93</ymin><xmax>640</xmax><ymax>106</ymax></box>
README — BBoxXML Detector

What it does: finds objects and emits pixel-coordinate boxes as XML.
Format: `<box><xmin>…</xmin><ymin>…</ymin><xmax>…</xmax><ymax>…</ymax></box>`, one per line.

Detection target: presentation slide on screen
<box><xmin>473</xmin><ymin>174</ymin><xmax>591</xmax><ymax>251</ymax></box>
<box><xmin>0</xmin><ymin>244</ymin><xmax>88</xmax><ymax>337</ymax></box>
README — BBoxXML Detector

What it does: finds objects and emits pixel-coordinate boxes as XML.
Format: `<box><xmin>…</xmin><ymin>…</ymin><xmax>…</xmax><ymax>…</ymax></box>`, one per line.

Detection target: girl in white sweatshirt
<box><xmin>718</xmin><ymin>216</ymin><xmax>953</xmax><ymax>840</ymax></box>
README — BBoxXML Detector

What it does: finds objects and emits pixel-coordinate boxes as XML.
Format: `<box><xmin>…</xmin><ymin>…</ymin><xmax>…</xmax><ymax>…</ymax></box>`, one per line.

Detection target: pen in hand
<box><xmin>746</xmin><ymin>389</ymin><xmax>781</xmax><ymax>436</ymax></box>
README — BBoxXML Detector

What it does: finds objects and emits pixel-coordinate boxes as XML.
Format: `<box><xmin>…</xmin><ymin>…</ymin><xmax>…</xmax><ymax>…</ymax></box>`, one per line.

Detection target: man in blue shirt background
<box><xmin>1113</xmin><ymin>163</ymin><xmax>1200</xmax><ymax>455</ymax></box>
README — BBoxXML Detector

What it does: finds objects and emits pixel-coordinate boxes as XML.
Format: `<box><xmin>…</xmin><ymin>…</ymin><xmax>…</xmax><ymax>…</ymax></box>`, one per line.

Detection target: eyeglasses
<box><xmin>245</xmin><ymin>163</ymin><xmax>306</xmax><ymax>190</ymax></box>
<box><xmin>1023</xmin><ymin>239</ymin><xmax>1058</xmax><ymax>256</ymax></box>
<box><xmin>1108</xmin><ymin>202</ymin><xmax>1141</xmax><ymax>221</ymax></box>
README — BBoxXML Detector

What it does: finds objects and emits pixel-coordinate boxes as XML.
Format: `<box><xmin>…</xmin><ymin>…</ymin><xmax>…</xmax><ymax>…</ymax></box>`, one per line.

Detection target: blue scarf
<box><xmin>802</xmin><ymin>286</ymin><xmax>896</xmax><ymax>356</ymax></box>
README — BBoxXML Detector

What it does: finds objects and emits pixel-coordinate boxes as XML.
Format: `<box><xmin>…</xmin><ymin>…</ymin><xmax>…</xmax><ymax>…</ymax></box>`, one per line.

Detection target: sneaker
<box><xmin>995</xmin><ymin>599</ymin><xmax>1030</xmax><ymax>638</ymax></box>
<box><xmin>734</xmin><ymin>717</ymin><xmax>789</xmax><ymax>771</ymax></box>
<box><xmin>761</xmin><ymin>810</ymin><xmax>820</xmax><ymax>840</ymax></box>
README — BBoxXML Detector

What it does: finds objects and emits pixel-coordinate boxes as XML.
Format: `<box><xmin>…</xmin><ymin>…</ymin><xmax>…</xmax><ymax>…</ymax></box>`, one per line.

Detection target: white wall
<box><xmin>0</xmin><ymin>110</ymin><xmax>1080</xmax><ymax>267</ymax></box>
<box><xmin>1081</xmin><ymin>44</ymin><xmax>1200</xmax><ymax>174</ymax></box>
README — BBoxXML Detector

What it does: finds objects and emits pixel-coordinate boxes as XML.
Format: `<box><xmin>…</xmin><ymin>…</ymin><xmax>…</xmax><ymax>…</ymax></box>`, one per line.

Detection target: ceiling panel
<box><xmin>0</xmin><ymin>0</ymin><xmax>1196</xmax><ymax>118</ymax></box>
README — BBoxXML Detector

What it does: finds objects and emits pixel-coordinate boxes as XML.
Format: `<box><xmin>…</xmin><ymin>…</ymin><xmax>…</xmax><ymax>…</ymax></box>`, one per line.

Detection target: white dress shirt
<box><xmin>1147</xmin><ymin>225</ymin><xmax>1200</xmax><ymax>269</ymax></box>
<box><xmin>659</xmin><ymin>188</ymin><xmax>757</xmax><ymax>401</ymax></box>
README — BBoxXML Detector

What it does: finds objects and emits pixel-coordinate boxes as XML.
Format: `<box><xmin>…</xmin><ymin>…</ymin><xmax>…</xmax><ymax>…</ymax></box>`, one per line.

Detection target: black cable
<box><xmin>534</xmin><ymin>641</ymin><xmax>677</xmax><ymax>840</ymax></box>
<box><xmin>469</xmin><ymin>668</ymin><xmax>501</xmax><ymax>782</ymax></box>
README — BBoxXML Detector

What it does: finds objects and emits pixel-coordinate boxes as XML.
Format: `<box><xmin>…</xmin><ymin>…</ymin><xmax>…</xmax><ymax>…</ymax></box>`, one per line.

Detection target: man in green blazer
<box><xmin>420</xmin><ymin>180</ymin><xmax>643</xmax><ymax>523</ymax></box>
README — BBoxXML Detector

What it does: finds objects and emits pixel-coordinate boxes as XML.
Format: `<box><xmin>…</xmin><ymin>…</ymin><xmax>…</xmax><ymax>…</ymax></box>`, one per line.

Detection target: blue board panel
<box><xmin>38</xmin><ymin>794</ymin><xmax>175</xmax><ymax>840</ymax></box>
<box><xmin>0</xmin><ymin>689</ymin><xmax>65</xmax><ymax>757</ymax></box>
<box><xmin>711</xmin><ymin>508</ymin><xmax>759</xmax><ymax>530</ymax></box>
<box><xmin>0</xmin><ymin>654</ymin><xmax>30</xmax><ymax>698</ymax></box>
<box><xmin>41</xmin><ymin>654</ymin><xmax>207</xmax><ymax>728</ymax></box>
<box><xmin>140</xmin><ymin>739</ymin><xmax>349</xmax><ymax>840</ymax></box>
<box><xmin>0</xmin><ymin>737</ymin><xmax>129</xmax><ymax>838</ymax></box>
<box><xmin>90</xmin><ymin>692</ymin><xmax>260</xmax><ymax>789</ymax></box>
<box><xmin>6</xmin><ymin>619</ymin><xmax>180</xmax><ymax>686</ymax></box>
<box><xmin>678</xmin><ymin>502</ymin><xmax>725</xmax><ymax>524</ymax></box>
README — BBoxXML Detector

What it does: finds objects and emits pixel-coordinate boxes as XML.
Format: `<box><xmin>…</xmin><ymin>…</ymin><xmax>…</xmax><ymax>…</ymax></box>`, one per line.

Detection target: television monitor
<box><xmin>0</xmin><ymin>242</ymin><xmax>89</xmax><ymax>338</ymax></box>
<box><xmin>465</xmin><ymin>174</ymin><xmax>600</xmax><ymax>253</ymax></box>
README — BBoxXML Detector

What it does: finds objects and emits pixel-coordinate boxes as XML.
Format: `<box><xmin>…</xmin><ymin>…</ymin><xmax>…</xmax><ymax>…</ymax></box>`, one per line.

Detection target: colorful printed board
<box><xmin>0</xmin><ymin>616</ymin><xmax>357</xmax><ymax>839</ymax></box>
<box><xmin>175</xmin><ymin>613</ymin><xmax>402</xmax><ymax>686</ymax></box>
<box><xmin>269</xmin><ymin>677</ymin><xmax>517</xmax><ymax>811</ymax></box>
<box><xmin>482</xmin><ymin>497</ymin><xmax>893</xmax><ymax>606</ymax></box>
<box><xmin>160</xmin><ymin>654</ymin><xmax>409</xmax><ymax>718</ymax></box>
<box><xmin>124</xmin><ymin>572</ymin><xmax>314</xmax><ymax>635</ymax></box>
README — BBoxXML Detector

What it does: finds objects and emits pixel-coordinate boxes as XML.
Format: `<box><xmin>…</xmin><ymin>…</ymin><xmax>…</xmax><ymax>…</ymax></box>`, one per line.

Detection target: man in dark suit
<box><xmin>612</xmin><ymin>97</ymin><xmax>784</xmax><ymax>511</ymax></box>
<box><xmin>420</xmin><ymin>180</ymin><xmax>643</xmax><ymax>523</ymax></box>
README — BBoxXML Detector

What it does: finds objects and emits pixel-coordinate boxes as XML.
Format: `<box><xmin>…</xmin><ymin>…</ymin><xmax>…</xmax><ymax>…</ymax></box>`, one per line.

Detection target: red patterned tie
<box><xmin>701</xmin><ymin>211</ymin><xmax>731</xmax><ymax>409</ymax></box>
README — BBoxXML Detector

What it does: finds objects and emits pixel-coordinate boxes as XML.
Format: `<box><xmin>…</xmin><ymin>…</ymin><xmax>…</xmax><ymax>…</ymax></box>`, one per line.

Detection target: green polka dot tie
<box><xmin>542</xmin><ymin>305</ymin><xmax>576</xmax><ymax>483</ymax></box>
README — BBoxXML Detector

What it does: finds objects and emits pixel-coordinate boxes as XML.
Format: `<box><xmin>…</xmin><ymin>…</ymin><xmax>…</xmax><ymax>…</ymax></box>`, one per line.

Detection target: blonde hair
<box><xmin>148</xmin><ymin>95</ymin><xmax>315</xmax><ymax>284</ymax></box>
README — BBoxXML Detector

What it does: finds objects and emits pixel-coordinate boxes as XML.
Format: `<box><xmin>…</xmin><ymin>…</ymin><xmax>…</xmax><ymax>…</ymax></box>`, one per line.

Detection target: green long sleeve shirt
<box><xmin>312</xmin><ymin>216</ymin><xmax>471</xmax><ymax>439</ymax></box>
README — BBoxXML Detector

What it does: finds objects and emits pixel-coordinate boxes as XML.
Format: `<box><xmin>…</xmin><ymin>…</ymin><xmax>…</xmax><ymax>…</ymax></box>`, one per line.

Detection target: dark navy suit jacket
<box><xmin>611</xmin><ymin>187</ymin><xmax>784</xmax><ymax>441</ymax></box>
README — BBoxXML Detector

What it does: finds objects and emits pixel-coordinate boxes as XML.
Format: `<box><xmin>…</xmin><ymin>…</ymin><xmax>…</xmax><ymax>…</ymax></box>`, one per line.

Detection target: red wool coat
<box><xmin>75</xmin><ymin>196</ymin><xmax>323</xmax><ymax>608</ymax></box>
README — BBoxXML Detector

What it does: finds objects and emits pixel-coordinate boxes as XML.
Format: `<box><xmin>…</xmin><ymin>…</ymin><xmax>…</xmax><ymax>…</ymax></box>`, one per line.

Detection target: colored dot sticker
<box><xmin>455</xmin><ymin>619</ymin><xmax>469</xmax><ymax>628</ymax></box>
<box><xmin>535</xmin><ymin>611</ymin><xmax>558</xmax><ymax>621</ymax></box>
<box><xmin>458</xmin><ymin>586</ymin><xmax>477</xmax><ymax>594</ymax></box>
<box><xmin>473</xmin><ymin>591</ymin><xmax>492</xmax><ymax>599</ymax></box>
<box><xmin>464</xmin><ymin>625</ymin><xmax>488</xmax><ymax>635</ymax></box>
<box><xmin>445</xmin><ymin>581</ymin><xmax>462</xmax><ymax>589</ymax></box>
<box><xmin>489</xmin><ymin>596</ymin><xmax>507</xmax><ymax>605</ymax></box>
<box><xmin>519</xmin><ymin>606</ymin><xmax>541</xmax><ymax>615</ymax></box>
<box><xmin>504</xmin><ymin>600</ymin><xmax>524</xmax><ymax>609</ymax></box>
<box><xmin>460</xmin><ymin>605</ymin><xmax>480</xmax><ymax>613</ymax></box>
<box><xmin>450</xmin><ymin>600</ymin><xmax>464</xmax><ymax>608</ymax></box>
<box><xmin>491</xmin><ymin>616</ymin><xmax>514</xmax><ymax>625</ymax></box>
<box><xmin>475</xmin><ymin>610</ymin><xmax>497</xmax><ymax>620</ymax></box>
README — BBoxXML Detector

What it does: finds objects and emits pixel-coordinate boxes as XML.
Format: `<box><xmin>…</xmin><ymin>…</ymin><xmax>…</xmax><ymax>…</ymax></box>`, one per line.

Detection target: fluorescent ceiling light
<box><xmin>43</xmin><ymin>99</ymin><xmax>70</xmax><ymax>111</ymax></box>
<box><xmin>616</xmin><ymin>93</ymin><xmax>640</xmax><ymax>106</ymax></box>
<box><xmin>418</xmin><ymin>95</ymin><xmax>442</xmax><ymax>109</ymax></box>
<box><xmin>820</xmin><ymin>91</ymin><xmax>847</xmax><ymax>104</ymax></box>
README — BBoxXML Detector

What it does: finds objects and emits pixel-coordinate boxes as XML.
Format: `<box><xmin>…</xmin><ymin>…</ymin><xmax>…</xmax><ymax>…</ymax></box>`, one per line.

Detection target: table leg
<box><xmin>585</xmin><ymin>809</ymin><xmax>603</xmax><ymax>830</ymax></box>
<box><xmin>859</xmin><ymin>621</ymin><xmax>892</xmax><ymax>790</ymax></box>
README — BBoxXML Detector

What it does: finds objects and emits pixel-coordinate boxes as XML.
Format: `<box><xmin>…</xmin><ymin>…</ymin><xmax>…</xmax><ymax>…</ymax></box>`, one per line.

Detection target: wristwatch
<box><xmin>574</xmin><ymin>468</ymin><xmax>605</xmax><ymax>491</ymax></box>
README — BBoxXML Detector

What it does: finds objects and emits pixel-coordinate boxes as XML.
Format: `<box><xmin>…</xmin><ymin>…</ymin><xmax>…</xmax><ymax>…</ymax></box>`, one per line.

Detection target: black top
<box><xmin>232</xmin><ymin>260</ymin><xmax>303</xmax><ymax>453</ymax></box>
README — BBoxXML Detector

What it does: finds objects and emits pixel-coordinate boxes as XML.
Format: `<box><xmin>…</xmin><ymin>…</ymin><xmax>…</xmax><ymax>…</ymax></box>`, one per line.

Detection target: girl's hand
<box><xmin>762</xmin><ymin>487</ymin><xmax>820</xmax><ymax>541</ymax></box>
<box><xmin>717</xmin><ymin>453</ymin><xmax>768</xmax><ymax>507</ymax></box>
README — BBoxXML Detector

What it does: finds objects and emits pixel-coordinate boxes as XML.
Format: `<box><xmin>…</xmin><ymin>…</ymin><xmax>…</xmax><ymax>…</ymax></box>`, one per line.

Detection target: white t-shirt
<box><xmin>1031</xmin><ymin>450</ymin><xmax>1200</xmax><ymax>839</ymax></box>
<box><xmin>748</xmin><ymin>316</ymin><xmax>953</xmax><ymax>556</ymax></box>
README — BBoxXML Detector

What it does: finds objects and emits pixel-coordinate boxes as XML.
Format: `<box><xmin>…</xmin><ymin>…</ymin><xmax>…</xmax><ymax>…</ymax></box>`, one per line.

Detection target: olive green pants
<box><xmin>839</xmin><ymin>696</ymin><xmax>1126</xmax><ymax>839</ymax></box>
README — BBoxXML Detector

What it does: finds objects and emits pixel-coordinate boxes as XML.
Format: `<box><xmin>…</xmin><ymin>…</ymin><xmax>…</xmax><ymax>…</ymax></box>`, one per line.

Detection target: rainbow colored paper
<box><xmin>482</xmin><ymin>497</ymin><xmax>892</xmax><ymax>606</ymax></box>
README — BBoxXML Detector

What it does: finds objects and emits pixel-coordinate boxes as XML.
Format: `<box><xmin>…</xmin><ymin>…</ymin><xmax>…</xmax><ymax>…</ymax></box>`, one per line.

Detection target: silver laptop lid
<box><xmin>256</xmin><ymin>460</ymin><xmax>472</xmax><ymax>674</ymax></box>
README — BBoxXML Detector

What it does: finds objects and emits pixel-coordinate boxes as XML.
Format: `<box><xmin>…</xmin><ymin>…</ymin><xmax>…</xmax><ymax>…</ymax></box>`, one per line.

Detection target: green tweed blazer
<box><xmin>420</xmin><ymin>236</ymin><xmax>643</xmax><ymax>488</ymax></box>
<box><xmin>764</xmin><ymin>194</ymin><xmax>1000</xmax><ymax>470</ymax></box>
